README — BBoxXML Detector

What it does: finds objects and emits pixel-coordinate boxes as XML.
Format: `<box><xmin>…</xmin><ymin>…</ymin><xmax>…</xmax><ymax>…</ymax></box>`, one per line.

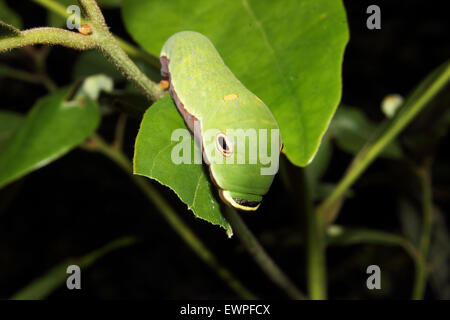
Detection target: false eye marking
<box><xmin>216</xmin><ymin>132</ymin><xmax>233</xmax><ymax>157</ymax></box>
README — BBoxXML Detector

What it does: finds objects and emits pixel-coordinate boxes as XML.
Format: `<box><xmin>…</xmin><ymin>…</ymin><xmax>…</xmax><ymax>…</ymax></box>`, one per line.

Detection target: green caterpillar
<box><xmin>161</xmin><ymin>31</ymin><xmax>282</xmax><ymax>211</ymax></box>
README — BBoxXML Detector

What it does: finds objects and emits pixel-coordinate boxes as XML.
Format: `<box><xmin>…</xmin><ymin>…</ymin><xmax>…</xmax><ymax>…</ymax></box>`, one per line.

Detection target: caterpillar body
<box><xmin>160</xmin><ymin>31</ymin><xmax>281</xmax><ymax>211</ymax></box>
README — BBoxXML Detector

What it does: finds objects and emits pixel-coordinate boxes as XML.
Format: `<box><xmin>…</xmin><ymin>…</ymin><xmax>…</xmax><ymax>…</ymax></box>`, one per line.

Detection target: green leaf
<box><xmin>11</xmin><ymin>237</ymin><xmax>136</xmax><ymax>300</ymax></box>
<box><xmin>133</xmin><ymin>95</ymin><xmax>231</xmax><ymax>233</ymax></box>
<box><xmin>0</xmin><ymin>110</ymin><xmax>24</xmax><ymax>153</ymax></box>
<box><xmin>0</xmin><ymin>88</ymin><xmax>100</xmax><ymax>189</ymax></box>
<box><xmin>330</xmin><ymin>106</ymin><xmax>403</xmax><ymax>159</ymax></box>
<box><xmin>0</xmin><ymin>0</ymin><xmax>22</xmax><ymax>30</ymax></box>
<box><xmin>123</xmin><ymin>0</ymin><xmax>349</xmax><ymax>167</ymax></box>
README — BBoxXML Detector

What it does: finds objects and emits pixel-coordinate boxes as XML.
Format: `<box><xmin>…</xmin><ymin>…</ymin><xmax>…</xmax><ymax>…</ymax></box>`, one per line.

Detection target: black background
<box><xmin>0</xmin><ymin>0</ymin><xmax>448</xmax><ymax>299</ymax></box>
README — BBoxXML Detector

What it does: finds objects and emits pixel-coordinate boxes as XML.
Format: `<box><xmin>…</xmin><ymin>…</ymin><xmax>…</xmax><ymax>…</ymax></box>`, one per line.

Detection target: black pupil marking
<box><xmin>218</xmin><ymin>136</ymin><xmax>229</xmax><ymax>152</ymax></box>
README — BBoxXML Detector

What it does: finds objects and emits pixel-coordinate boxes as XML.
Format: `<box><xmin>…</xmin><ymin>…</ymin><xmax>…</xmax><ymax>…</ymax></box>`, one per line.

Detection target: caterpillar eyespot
<box><xmin>216</xmin><ymin>132</ymin><xmax>233</xmax><ymax>157</ymax></box>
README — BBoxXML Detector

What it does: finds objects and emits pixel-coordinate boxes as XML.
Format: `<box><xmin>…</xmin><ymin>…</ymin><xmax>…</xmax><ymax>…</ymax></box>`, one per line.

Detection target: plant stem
<box><xmin>224</xmin><ymin>207</ymin><xmax>307</xmax><ymax>300</ymax></box>
<box><xmin>412</xmin><ymin>161</ymin><xmax>434</xmax><ymax>300</ymax></box>
<box><xmin>85</xmin><ymin>134</ymin><xmax>256</xmax><ymax>300</ymax></box>
<box><xmin>77</xmin><ymin>0</ymin><xmax>165</xmax><ymax>101</ymax></box>
<box><xmin>300</xmin><ymin>169</ymin><xmax>327</xmax><ymax>300</ymax></box>
<box><xmin>113</xmin><ymin>113</ymin><xmax>127</xmax><ymax>151</ymax></box>
<box><xmin>1</xmin><ymin>1</ymin><xmax>164</xmax><ymax>101</ymax></box>
<box><xmin>0</xmin><ymin>27</ymin><xmax>97</xmax><ymax>52</ymax></box>
<box><xmin>318</xmin><ymin>60</ymin><xmax>450</xmax><ymax>224</ymax></box>
<box><xmin>0</xmin><ymin>64</ymin><xmax>57</xmax><ymax>92</ymax></box>
<box><xmin>32</xmin><ymin>0</ymin><xmax>160</xmax><ymax>68</ymax></box>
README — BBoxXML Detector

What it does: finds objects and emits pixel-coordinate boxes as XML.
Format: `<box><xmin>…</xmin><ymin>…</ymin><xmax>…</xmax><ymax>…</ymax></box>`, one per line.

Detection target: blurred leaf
<box><xmin>402</xmin><ymin>88</ymin><xmax>450</xmax><ymax>160</ymax></box>
<box><xmin>327</xmin><ymin>225</ymin><xmax>409</xmax><ymax>248</ymax></box>
<box><xmin>100</xmin><ymin>90</ymin><xmax>150</xmax><ymax>118</ymax></box>
<box><xmin>73</xmin><ymin>51</ymin><xmax>123</xmax><ymax>80</ymax></box>
<box><xmin>429</xmin><ymin>209</ymin><xmax>450</xmax><ymax>299</ymax></box>
<box><xmin>314</xmin><ymin>182</ymin><xmax>354</xmax><ymax>201</ymax></box>
<box><xmin>123</xmin><ymin>0</ymin><xmax>349</xmax><ymax>167</ymax></box>
<box><xmin>0</xmin><ymin>110</ymin><xmax>24</xmax><ymax>152</ymax></box>
<box><xmin>0</xmin><ymin>88</ymin><xmax>100</xmax><ymax>189</ymax></box>
<box><xmin>77</xmin><ymin>74</ymin><xmax>114</xmax><ymax>100</ymax></box>
<box><xmin>398</xmin><ymin>198</ymin><xmax>421</xmax><ymax>247</ymax></box>
<box><xmin>73</xmin><ymin>51</ymin><xmax>160</xmax><ymax>88</ymax></box>
<box><xmin>0</xmin><ymin>0</ymin><xmax>22</xmax><ymax>30</ymax></box>
<box><xmin>0</xmin><ymin>20</ymin><xmax>21</xmax><ymax>39</ymax></box>
<box><xmin>381</xmin><ymin>94</ymin><xmax>404</xmax><ymax>119</ymax></box>
<box><xmin>319</xmin><ymin>60</ymin><xmax>450</xmax><ymax>225</ymax></box>
<box><xmin>98</xmin><ymin>0</ymin><xmax>122</xmax><ymax>6</ymax></box>
<box><xmin>330</xmin><ymin>106</ymin><xmax>403</xmax><ymax>159</ymax></box>
<box><xmin>11</xmin><ymin>237</ymin><xmax>136</xmax><ymax>300</ymax></box>
<box><xmin>133</xmin><ymin>95</ymin><xmax>231</xmax><ymax>232</ymax></box>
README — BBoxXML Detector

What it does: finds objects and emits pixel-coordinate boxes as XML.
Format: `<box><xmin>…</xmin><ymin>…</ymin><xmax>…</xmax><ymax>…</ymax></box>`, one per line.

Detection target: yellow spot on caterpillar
<box><xmin>159</xmin><ymin>80</ymin><xmax>170</xmax><ymax>90</ymax></box>
<box><xmin>223</xmin><ymin>94</ymin><xmax>238</xmax><ymax>101</ymax></box>
<box><xmin>255</xmin><ymin>96</ymin><xmax>263</xmax><ymax>103</ymax></box>
<box><xmin>321</xmin><ymin>13</ymin><xmax>327</xmax><ymax>19</ymax></box>
<box><xmin>78</xmin><ymin>24</ymin><xmax>93</xmax><ymax>35</ymax></box>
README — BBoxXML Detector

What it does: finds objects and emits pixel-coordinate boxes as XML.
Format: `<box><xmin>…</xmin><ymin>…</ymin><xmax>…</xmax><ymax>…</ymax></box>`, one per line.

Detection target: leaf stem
<box><xmin>0</xmin><ymin>64</ymin><xmax>57</xmax><ymax>92</ymax></box>
<box><xmin>412</xmin><ymin>161</ymin><xmax>434</xmax><ymax>300</ymax></box>
<box><xmin>84</xmin><ymin>134</ymin><xmax>257</xmax><ymax>300</ymax></box>
<box><xmin>224</xmin><ymin>207</ymin><xmax>307</xmax><ymax>300</ymax></box>
<box><xmin>318</xmin><ymin>60</ymin><xmax>450</xmax><ymax>224</ymax></box>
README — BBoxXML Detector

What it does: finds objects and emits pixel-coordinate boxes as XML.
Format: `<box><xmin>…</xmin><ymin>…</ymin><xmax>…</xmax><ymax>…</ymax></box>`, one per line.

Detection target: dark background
<box><xmin>0</xmin><ymin>0</ymin><xmax>448</xmax><ymax>299</ymax></box>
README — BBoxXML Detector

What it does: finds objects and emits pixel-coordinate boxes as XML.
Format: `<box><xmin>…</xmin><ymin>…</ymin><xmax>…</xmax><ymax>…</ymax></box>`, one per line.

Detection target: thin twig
<box><xmin>0</xmin><ymin>64</ymin><xmax>56</xmax><ymax>92</ymax></box>
<box><xmin>224</xmin><ymin>207</ymin><xmax>307</xmax><ymax>300</ymax></box>
<box><xmin>317</xmin><ymin>60</ymin><xmax>450</xmax><ymax>225</ymax></box>
<box><xmin>412</xmin><ymin>160</ymin><xmax>434</xmax><ymax>300</ymax></box>
<box><xmin>82</xmin><ymin>134</ymin><xmax>257</xmax><ymax>300</ymax></box>
<box><xmin>112</xmin><ymin>113</ymin><xmax>127</xmax><ymax>151</ymax></box>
